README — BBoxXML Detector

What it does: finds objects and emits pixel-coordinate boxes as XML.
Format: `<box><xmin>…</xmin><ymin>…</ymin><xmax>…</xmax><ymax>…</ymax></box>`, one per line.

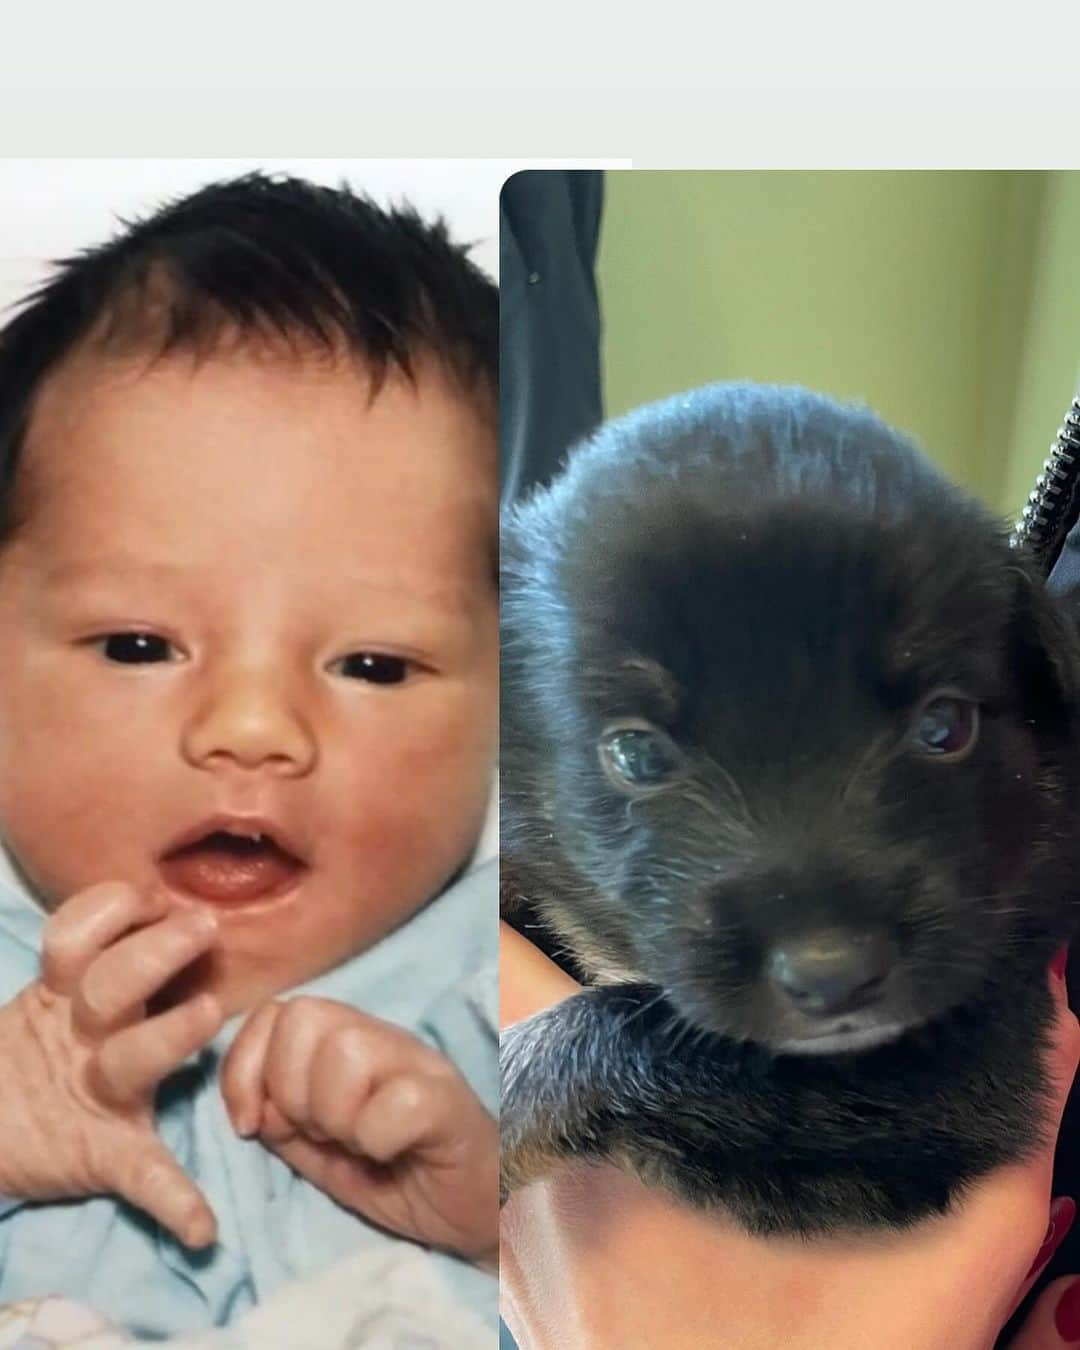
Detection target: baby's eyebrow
<box><xmin>333</xmin><ymin>569</ymin><xmax>479</xmax><ymax>616</ymax></box>
<box><xmin>40</xmin><ymin>559</ymin><xmax>192</xmax><ymax>589</ymax></box>
<box><xmin>37</xmin><ymin>557</ymin><xmax>480</xmax><ymax>618</ymax></box>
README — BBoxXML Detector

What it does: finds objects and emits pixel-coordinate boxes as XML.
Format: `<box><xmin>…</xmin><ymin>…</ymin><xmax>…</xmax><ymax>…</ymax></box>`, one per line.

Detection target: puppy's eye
<box><xmin>599</xmin><ymin>724</ymin><xmax>682</xmax><ymax>791</ymax></box>
<box><xmin>912</xmin><ymin>694</ymin><xmax>979</xmax><ymax>759</ymax></box>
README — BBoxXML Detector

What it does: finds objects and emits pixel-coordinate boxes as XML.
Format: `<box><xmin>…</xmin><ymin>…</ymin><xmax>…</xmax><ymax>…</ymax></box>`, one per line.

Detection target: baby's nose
<box><xmin>767</xmin><ymin>929</ymin><xmax>897</xmax><ymax>1017</ymax></box>
<box><xmin>181</xmin><ymin>668</ymin><xmax>318</xmax><ymax>777</ymax></box>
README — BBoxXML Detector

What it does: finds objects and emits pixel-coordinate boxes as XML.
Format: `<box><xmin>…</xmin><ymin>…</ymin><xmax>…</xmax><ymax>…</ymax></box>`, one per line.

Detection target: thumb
<box><xmin>108</xmin><ymin>1134</ymin><xmax>218</xmax><ymax>1250</ymax></box>
<box><xmin>1006</xmin><ymin>1275</ymin><xmax>1080</xmax><ymax>1348</ymax></box>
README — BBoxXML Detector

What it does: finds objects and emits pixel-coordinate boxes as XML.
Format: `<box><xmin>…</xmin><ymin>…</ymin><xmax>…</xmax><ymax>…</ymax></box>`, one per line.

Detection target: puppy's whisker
<box><xmin>666</xmin><ymin>1012</ymin><xmax>707</xmax><ymax>1058</ymax></box>
<box><xmin>837</xmin><ymin>732</ymin><xmax>890</xmax><ymax>811</ymax></box>
<box><xmin>673</xmin><ymin>796</ymin><xmax>761</xmax><ymax>852</ymax></box>
<box><xmin>619</xmin><ymin>988</ymin><xmax>670</xmax><ymax>1029</ymax></box>
<box><xmin>709</xmin><ymin>764</ymin><xmax>758</xmax><ymax>828</ymax></box>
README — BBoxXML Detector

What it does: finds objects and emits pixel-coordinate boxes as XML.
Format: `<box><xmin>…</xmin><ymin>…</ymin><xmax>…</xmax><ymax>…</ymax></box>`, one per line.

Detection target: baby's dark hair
<box><xmin>0</xmin><ymin>171</ymin><xmax>498</xmax><ymax>540</ymax></box>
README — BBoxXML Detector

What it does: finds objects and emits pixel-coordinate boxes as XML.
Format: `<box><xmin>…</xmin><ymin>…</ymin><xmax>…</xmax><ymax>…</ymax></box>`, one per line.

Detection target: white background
<box><xmin>0</xmin><ymin>5</ymin><xmax>1078</xmax><ymax>165</ymax></box>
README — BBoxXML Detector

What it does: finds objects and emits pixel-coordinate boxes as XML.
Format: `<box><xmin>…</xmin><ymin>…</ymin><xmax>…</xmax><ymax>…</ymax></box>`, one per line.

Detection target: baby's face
<box><xmin>0</xmin><ymin>345</ymin><xmax>497</xmax><ymax>1016</ymax></box>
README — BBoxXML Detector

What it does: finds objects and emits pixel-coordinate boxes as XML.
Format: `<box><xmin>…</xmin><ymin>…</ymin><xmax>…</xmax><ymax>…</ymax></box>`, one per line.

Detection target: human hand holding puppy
<box><xmin>221</xmin><ymin>995</ymin><xmax>499</xmax><ymax>1270</ymax></box>
<box><xmin>500</xmin><ymin>922</ymin><xmax>1080</xmax><ymax>1350</ymax></box>
<box><xmin>0</xmin><ymin>881</ymin><xmax>224</xmax><ymax>1249</ymax></box>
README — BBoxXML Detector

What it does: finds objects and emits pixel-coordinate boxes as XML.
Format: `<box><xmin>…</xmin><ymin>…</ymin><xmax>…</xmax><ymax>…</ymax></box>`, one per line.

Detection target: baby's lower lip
<box><xmin>158</xmin><ymin>838</ymin><xmax>306</xmax><ymax>905</ymax></box>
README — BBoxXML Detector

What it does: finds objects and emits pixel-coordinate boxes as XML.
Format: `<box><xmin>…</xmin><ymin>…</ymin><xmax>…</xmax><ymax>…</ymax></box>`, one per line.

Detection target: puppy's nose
<box><xmin>767</xmin><ymin>930</ymin><xmax>897</xmax><ymax>1017</ymax></box>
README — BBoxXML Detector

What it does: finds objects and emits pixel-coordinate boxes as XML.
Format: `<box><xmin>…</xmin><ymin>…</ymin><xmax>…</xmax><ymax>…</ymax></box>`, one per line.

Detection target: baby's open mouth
<box><xmin>159</xmin><ymin>823</ymin><xmax>307</xmax><ymax>903</ymax></box>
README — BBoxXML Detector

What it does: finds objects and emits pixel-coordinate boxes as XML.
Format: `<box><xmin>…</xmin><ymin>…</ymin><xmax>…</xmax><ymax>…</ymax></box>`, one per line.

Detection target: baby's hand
<box><xmin>221</xmin><ymin>997</ymin><xmax>498</xmax><ymax>1267</ymax></box>
<box><xmin>0</xmin><ymin>882</ymin><xmax>224</xmax><ymax>1247</ymax></box>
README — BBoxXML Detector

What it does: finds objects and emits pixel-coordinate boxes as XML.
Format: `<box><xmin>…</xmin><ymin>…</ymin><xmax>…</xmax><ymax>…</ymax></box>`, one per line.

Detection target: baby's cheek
<box><xmin>0</xmin><ymin>695</ymin><xmax>166</xmax><ymax>906</ymax></box>
<box><xmin>0</xmin><ymin>732</ymin><xmax>98</xmax><ymax>895</ymax></box>
<box><xmin>339</xmin><ymin>724</ymin><xmax>490</xmax><ymax>883</ymax></box>
<box><xmin>0</xmin><ymin>776</ymin><xmax>134</xmax><ymax>908</ymax></box>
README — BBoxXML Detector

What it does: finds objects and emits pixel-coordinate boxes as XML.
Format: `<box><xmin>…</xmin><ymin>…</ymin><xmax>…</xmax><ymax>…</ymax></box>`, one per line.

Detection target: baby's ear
<box><xmin>1009</xmin><ymin>562</ymin><xmax>1080</xmax><ymax>727</ymax></box>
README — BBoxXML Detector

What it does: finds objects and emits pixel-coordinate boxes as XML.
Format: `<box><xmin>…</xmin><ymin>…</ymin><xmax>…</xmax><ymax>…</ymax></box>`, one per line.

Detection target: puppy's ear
<box><xmin>1010</xmin><ymin>564</ymin><xmax>1080</xmax><ymax>727</ymax></box>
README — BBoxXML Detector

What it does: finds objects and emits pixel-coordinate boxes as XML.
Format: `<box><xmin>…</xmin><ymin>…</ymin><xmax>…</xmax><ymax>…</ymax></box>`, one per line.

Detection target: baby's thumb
<box><xmin>1006</xmin><ymin>1275</ymin><xmax>1080</xmax><ymax>1347</ymax></box>
<box><xmin>111</xmin><ymin>1137</ymin><xmax>217</xmax><ymax>1250</ymax></box>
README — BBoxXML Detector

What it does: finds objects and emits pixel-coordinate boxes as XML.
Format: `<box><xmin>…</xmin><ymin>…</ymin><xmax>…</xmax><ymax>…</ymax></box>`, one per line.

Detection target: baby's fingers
<box><xmin>220</xmin><ymin>1000</ymin><xmax>283</xmax><ymax>1137</ymax></box>
<box><xmin>305</xmin><ymin>1022</ymin><xmax>485</xmax><ymax>1163</ymax></box>
<box><xmin>74</xmin><ymin>909</ymin><xmax>218</xmax><ymax>1038</ymax></box>
<box><xmin>93</xmin><ymin>993</ymin><xmax>225</xmax><ymax>1105</ymax></box>
<box><xmin>353</xmin><ymin>1074</ymin><xmax>488</xmax><ymax>1164</ymax></box>
<box><xmin>42</xmin><ymin>883</ymin><xmax>168</xmax><ymax>996</ymax></box>
<box><xmin>306</xmin><ymin>1018</ymin><xmax>457</xmax><ymax>1151</ymax></box>
<box><xmin>108</xmin><ymin>1135</ymin><xmax>217</xmax><ymax>1250</ymax></box>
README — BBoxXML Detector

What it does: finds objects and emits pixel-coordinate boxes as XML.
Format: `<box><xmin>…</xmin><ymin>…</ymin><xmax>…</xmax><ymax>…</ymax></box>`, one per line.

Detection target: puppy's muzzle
<box><xmin>767</xmin><ymin>928</ymin><xmax>897</xmax><ymax>1018</ymax></box>
<box><xmin>761</xmin><ymin>928</ymin><xmax>911</xmax><ymax>1057</ymax></box>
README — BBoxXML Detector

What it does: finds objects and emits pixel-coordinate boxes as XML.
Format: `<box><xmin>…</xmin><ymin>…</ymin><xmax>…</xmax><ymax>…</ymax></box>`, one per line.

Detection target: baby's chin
<box><xmin>148</xmin><ymin>950</ymin><xmax>222</xmax><ymax>1017</ymax></box>
<box><xmin>149</xmin><ymin>946</ymin><xmax>309</xmax><ymax>1021</ymax></box>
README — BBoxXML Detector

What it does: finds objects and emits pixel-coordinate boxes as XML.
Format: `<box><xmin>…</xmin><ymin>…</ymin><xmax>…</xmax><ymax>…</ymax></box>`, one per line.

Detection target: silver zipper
<box><xmin>1009</xmin><ymin>396</ymin><xmax>1080</xmax><ymax>571</ymax></box>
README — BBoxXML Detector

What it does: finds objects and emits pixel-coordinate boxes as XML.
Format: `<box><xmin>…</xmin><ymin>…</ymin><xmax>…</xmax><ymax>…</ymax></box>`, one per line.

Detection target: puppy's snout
<box><xmin>767</xmin><ymin>929</ymin><xmax>898</xmax><ymax>1017</ymax></box>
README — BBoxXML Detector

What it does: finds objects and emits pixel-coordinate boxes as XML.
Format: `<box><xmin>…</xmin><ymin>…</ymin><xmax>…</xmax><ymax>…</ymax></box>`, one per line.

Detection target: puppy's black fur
<box><xmin>501</xmin><ymin>385</ymin><xmax>1080</xmax><ymax>1266</ymax></box>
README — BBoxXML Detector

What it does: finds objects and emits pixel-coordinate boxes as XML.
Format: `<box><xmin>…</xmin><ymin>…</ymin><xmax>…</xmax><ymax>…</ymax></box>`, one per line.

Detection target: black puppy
<box><xmin>500</xmin><ymin>382</ymin><xmax>1080</xmax><ymax>1242</ymax></box>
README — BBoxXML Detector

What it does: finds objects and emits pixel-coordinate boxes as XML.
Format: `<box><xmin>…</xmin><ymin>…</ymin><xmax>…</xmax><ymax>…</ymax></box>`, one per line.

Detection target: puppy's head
<box><xmin>502</xmin><ymin>384</ymin><xmax>1080</xmax><ymax>1056</ymax></box>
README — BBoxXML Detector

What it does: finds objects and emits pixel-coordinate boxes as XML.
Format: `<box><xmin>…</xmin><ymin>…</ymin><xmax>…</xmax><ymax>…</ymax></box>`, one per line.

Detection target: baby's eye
<box><xmin>330</xmin><ymin>653</ymin><xmax>410</xmax><ymax>685</ymax></box>
<box><xmin>93</xmin><ymin>632</ymin><xmax>178</xmax><ymax>665</ymax></box>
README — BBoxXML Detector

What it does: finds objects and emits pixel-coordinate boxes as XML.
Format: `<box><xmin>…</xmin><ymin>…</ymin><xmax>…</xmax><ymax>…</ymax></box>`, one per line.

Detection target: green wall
<box><xmin>1000</xmin><ymin>172</ymin><xmax>1080</xmax><ymax>519</ymax></box>
<box><xmin>597</xmin><ymin>171</ymin><xmax>1062</xmax><ymax>519</ymax></box>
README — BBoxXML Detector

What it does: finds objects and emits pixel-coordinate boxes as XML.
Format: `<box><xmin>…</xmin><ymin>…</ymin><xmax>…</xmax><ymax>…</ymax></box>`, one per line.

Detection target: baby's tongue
<box><xmin>160</xmin><ymin>833</ymin><xmax>301</xmax><ymax>903</ymax></box>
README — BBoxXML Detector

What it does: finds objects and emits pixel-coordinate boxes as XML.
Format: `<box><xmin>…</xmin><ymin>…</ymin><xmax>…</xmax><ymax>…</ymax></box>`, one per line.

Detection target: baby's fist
<box><xmin>221</xmin><ymin>997</ymin><xmax>497</xmax><ymax>1265</ymax></box>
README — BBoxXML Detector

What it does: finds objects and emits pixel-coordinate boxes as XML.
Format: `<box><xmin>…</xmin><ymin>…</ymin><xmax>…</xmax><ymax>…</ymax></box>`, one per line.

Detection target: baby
<box><xmin>0</xmin><ymin>175</ymin><xmax>499</xmax><ymax>1338</ymax></box>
